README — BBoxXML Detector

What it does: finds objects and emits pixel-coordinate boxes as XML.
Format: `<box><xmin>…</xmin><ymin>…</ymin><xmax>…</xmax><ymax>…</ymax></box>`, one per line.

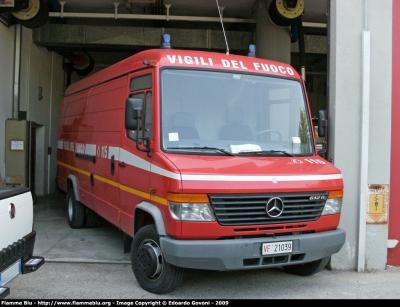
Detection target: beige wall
<box><xmin>0</xmin><ymin>25</ymin><xmax>16</xmax><ymax>185</ymax></box>
<box><xmin>0</xmin><ymin>24</ymin><xmax>64</xmax><ymax>195</ymax></box>
<box><xmin>329</xmin><ymin>0</ymin><xmax>392</xmax><ymax>271</ymax></box>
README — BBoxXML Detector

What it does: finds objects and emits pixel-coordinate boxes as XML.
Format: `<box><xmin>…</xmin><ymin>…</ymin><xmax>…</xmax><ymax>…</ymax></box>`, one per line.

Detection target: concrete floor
<box><xmin>11</xmin><ymin>193</ymin><xmax>400</xmax><ymax>299</ymax></box>
<box><xmin>33</xmin><ymin>193</ymin><xmax>130</xmax><ymax>264</ymax></box>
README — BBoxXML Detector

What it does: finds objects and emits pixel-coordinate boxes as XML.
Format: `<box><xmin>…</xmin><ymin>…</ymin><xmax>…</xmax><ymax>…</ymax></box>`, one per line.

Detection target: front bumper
<box><xmin>160</xmin><ymin>228</ymin><xmax>345</xmax><ymax>271</ymax></box>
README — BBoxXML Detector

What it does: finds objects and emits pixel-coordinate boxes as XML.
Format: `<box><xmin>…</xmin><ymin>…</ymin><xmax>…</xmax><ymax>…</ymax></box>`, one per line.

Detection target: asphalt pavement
<box><xmin>4</xmin><ymin>193</ymin><xmax>400</xmax><ymax>300</ymax></box>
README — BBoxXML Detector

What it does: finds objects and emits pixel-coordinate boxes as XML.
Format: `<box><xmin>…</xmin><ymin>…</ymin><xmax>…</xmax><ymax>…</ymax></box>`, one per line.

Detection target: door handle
<box><xmin>118</xmin><ymin>162</ymin><xmax>126</xmax><ymax>167</ymax></box>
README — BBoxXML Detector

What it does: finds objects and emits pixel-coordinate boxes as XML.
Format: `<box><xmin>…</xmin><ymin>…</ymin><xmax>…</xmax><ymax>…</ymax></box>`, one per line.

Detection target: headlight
<box><xmin>167</xmin><ymin>193</ymin><xmax>216</xmax><ymax>221</ymax></box>
<box><xmin>321</xmin><ymin>190</ymin><xmax>343</xmax><ymax>216</ymax></box>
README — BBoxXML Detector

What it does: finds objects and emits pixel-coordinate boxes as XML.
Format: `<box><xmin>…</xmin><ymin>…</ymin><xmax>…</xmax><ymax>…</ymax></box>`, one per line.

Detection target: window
<box><xmin>160</xmin><ymin>69</ymin><xmax>314</xmax><ymax>156</ymax></box>
<box><xmin>127</xmin><ymin>74</ymin><xmax>152</xmax><ymax>143</ymax></box>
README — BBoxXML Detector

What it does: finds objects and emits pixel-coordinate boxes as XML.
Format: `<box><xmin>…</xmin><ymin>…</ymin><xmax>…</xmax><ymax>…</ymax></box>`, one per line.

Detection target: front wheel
<box><xmin>131</xmin><ymin>224</ymin><xmax>184</xmax><ymax>294</ymax></box>
<box><xmin>283</xmin><ymin>256</ymin><xmax>330</xmax><ymax>276</ymax></box>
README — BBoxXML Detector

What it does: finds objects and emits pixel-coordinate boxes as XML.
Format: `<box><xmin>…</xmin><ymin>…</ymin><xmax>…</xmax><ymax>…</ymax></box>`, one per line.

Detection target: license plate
<box><xmin>262</xmin><ymin>241</ymin><xmax>293</xmax><ymax>255</ymax></box>
<box><xmin>0</xmin><ymin>260</ymin><xmax>21</xmax><ymax>286</ymax></box>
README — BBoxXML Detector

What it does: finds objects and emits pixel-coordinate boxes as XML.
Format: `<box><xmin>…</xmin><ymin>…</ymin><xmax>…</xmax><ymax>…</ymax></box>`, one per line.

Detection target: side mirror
<box><xmin>318</xmin><ymin>110</ymin><xmax>328</xmax><ymax>137</ymax></box>
<box><xmin>125</xmin><ymin>97</ymin><xmax>150</xmax><ymax>155</ymax></box>
<box><xmin>125</xmin><ymin>98</ymin><xmax>143</xmax><ymax>130</ymax></box>
<box><xmin>317</xmin><ymin>110</ymin><xmax>328</xmax><ymax>158</ymax></box>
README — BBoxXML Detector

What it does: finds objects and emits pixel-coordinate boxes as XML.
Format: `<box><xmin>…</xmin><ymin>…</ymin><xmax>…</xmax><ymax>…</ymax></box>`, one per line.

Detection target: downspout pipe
<box><xmin>297</xmin><ymin>20</ymin><xmax>306</xmax><ymax>81</ymax></box>
<box><xmin>13</xmin><ymin>24</ymin><xmax>22</xmax><ymax>120</ymax></box>
<box><xmin>357</xmin><ymin>0</ymin><xmax>371</xmax><ymax>271</ymax></box>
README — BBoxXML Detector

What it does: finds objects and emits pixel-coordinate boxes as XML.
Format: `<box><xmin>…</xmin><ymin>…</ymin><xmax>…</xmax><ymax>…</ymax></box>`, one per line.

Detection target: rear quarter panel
<box><xmin>0</xmin><ymin>187</ymin><xmax>33</xmax><ymax>249</ymax></box>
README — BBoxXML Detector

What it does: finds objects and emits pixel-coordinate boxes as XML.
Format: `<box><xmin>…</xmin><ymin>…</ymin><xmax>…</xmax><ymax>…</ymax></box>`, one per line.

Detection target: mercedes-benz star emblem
<box><xmin>266</xmin><ymin>197</ymin><xmax>284</xmax><ymax>218</ymax></box>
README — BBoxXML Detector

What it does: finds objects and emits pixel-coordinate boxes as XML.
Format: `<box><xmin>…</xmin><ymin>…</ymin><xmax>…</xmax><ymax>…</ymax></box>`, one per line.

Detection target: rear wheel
<box><xmin>131</xmin><ymin>224</ymin><xmax>184</xmax><ymax>294</ymax></box>
<box><xmin>84</xmin><ymin>208</ymin><xmax>100</xmax><ymax>228</ymax></box>
<box><xmin>67</xmin><ymin>189</ymin><xmax>85</xmax><ymax>229</ymax></box>
<box><xmin>283</xmin><ymin>256</ymin><xmax>330</xmax><ymax>276</ymax></box>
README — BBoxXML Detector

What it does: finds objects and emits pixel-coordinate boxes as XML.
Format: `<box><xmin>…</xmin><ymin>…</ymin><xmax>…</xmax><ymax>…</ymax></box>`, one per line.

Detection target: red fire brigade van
<box><xmin>57</xmin><ymin>34</ymin><xmax>345</xmax><ymax>294</ymax></box>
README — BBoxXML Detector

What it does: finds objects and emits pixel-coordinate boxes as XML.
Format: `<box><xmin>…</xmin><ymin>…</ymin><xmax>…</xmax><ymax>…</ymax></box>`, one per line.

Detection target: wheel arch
<box><xmin>134</xmin><ymin>202</ymin><xmax>167</xmax><ymax>236</ymax></box>
<box><xmin>66</xmin><ymin>175</ymin><xmax>80</xmax><ymax>202</ymax></box>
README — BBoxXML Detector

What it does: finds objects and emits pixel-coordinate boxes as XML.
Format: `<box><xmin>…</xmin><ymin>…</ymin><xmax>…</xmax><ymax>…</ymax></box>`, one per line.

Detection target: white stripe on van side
<box><xmin>85</xmin><ymin>144</ymin><xmax>96</xmax><ymax>156</ymax></box>
<box><xmin>181</xmin><ymin>174</ymin><xmax>342</xmax><ymax>181</ymax></box>
<box><xmin>58</xmin><ymin>140</ymin><xmax>342</xmax><ymax>183</ymax></box>
<box><xmin>119</xmin><ymin>148</ymin><xmax>151</xmax><ymax>172</ymax></box>
<box><xmin>108</xmin><ymin>146</ymin><xmax>120</xmax><ymax>159</ymax></box>
<box><xmin>151</xmin><ymin>164</ymin><xmax>182</xmax><ymax>180</ymax></box>
<box><xmin>118</xmin><ymin>148</ymin><xmax>181</xmax><ymax>180</ymax></box>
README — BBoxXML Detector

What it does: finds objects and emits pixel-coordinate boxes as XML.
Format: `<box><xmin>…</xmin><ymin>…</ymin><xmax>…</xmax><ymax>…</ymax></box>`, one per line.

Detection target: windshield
<box><xmin>160</xmin><ymin>69</ymin><xmax>314</xmax><ymax>156</ymax></box>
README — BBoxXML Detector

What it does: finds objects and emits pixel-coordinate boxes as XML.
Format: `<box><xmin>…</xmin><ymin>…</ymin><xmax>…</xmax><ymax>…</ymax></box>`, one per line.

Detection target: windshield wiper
<box><xmin>167</xmin><ymin>146</ymin><xmax>235</xmax><ymax>156</ymax></box>
<box><xmin>237</xmin><ymin>150</ymin><xmax>294</xmax><ymax>157</ymax></box>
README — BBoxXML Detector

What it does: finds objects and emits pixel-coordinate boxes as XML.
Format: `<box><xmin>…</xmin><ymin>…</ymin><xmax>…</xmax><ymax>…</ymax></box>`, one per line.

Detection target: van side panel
<box><xmin>90</xmin><ymin>77</ymin><xmax>128</xmax><ymax>227</ymax></box>
<box><xmin>58</xmin><ymin>90</ymin><xmax>96</xmax><ymax>210</ymax></box>
<box><xmin>58</xmin><ymin>76</ymin><xmax>128</xmax><ymax>227</ymax></box>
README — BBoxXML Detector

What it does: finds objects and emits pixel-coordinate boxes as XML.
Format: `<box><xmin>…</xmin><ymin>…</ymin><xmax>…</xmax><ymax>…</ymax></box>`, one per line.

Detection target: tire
<box><xmin>268</xmin><ymin>0</ymin><xmax>304</xmax><ymax>27</ymax></box>
<box><xmin>131</xmin><ymin>224</ymin><xmax>184</xmax><ymax>294</ymax></box>
<box><xmin>84</xmin><ymin>208</ymin><xmax>100</xmax><ymax>228</ymax></box>
<box><xmin>283</xmin><ymin>256</ymin><xmax>330</xmax><ymax>276</ymax></box>
<box><xmin>12</xmin><ymin>0</ymin><xmax>49</xmax><ymax>29</ymax></box>
<box><xmin>73</xmin><ymin>52</ymin><xmax>95</xmax><ymax>76</ymax></box>
<box><xmin>67</xmin><ymin>189</ymin><xmax>85</xmax><ymax>229</ymax></box>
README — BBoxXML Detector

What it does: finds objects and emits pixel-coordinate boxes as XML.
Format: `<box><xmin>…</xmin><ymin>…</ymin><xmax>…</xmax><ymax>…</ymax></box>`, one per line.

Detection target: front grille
<box><xmin>209</xmin><ymin>192</ymin><xmax>328</xmax><ymax>226</ymax></box>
